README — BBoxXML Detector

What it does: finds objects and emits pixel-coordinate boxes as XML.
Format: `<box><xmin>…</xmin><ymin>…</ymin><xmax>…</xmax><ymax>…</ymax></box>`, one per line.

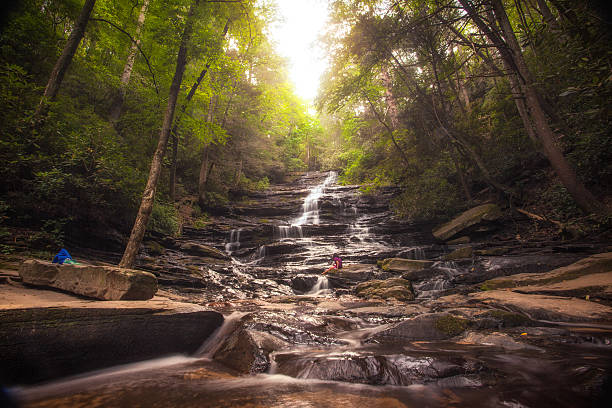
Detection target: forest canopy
<box><xmin>0</xmin><ymin>0</ymin><xmax>610</xmax><ymax>256</ymax></box>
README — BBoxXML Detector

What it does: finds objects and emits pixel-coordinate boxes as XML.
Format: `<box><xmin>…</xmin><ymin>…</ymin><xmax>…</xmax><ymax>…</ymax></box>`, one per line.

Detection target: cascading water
<box><xmin>225</xmin><ymin>228</ymin><xmax>242</xmax><ymax>254</ymax></box>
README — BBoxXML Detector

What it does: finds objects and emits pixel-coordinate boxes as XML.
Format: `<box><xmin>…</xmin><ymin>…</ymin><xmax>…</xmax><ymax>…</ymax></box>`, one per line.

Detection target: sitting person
<box><xmin>322</xmin><ymin>254</ymin><xmax>342</xmax><ymax>275</ymax></box>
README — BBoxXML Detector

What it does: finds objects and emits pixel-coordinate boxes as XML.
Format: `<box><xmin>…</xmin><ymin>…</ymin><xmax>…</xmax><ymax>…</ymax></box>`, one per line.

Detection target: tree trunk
<box><xmin>119</xmin><ymin>0</ymin><xmax>198</xmax><ymax>269</ymax></box>
<box><xmin>197</xmin><ymin>94</ymin><xmax>217</xmax><ymax>207</ymax></box>
<box><xmin>198</xmin><ymin>145</ymin><xmax>210</xmax><ymax>208</ymax></box>
<box><xmin>34</xmin><ymin>0</ymin><xmax>97</xmax><ymax>121</ymax></box>
<box><xmin>169</xmin><ymin>18</ymin><xmax>231</xmax><ymax>202</ymax></box>
<box><xmin>110</xmin><ymin>0</ymin><xmax>149</xmax><ymax>123</ymax></box>
<box><xmin>486</xmin><ymin>0</ymin><xmax>604</xmax><ymax>214</ymax></box>
<box><xmin>535</xmin><ymin>0</ymin><xmax>557</xmax><ymax>26</ymax></box>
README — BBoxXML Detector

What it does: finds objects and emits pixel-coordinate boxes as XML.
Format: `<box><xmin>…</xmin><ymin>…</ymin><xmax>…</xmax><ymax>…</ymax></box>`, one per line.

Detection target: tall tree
<box><xmin>457</xmin><ymin>0</ymin><xmax>606</xmax><ymax>215</ymax></box>
<box><xmin>120</xmin><ymin>0</ymin><xmax>199</xmax><ymax>269</ymax></box>
<box><xmin>33</xmin><ymin>0</ymin><xmax>97</xmax><ymax>121</ymax></box>
<box><xmin>109</xmin><ymin>0</ymin><xmax>150</xmax><ymax>123</ymax></box>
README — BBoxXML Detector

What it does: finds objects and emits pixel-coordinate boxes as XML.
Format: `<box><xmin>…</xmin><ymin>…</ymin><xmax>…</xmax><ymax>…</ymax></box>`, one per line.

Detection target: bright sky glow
<box><xmin>268</xmin><ymin>0</ymin><xmax>330</xmax><ymax>103</ymax></box>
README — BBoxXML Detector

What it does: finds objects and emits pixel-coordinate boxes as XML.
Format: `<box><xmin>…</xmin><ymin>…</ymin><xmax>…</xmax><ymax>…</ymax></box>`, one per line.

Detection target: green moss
<box><xmin>435</xmin><ymin>315</ymin><xmax>468</xmax><ymax>336</ymax></box>
<box><xmin>485</xmin><ymin>310</ymin><xmax>529</xmax><ymax>327</ymax></box>
<box><xmin>480</xmin><ymin>279</ymin><xmax>515</xmax><ymax>291</ymax></box>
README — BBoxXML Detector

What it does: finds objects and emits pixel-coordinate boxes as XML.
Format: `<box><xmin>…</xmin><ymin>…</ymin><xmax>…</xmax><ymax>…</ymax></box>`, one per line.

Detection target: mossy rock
<box><xmin>355</xmin><ymin>278</ymin><xmax>414</xmax><ymax>301</ymax></box>
<box><xmin>144</xmin><ymin>241</ymin><xmax>165</xmax><ymax>256</ymax></box>
<box><xmin>484</xmin><ymin>310</ymin><xmax>530</xmax><ymax>327</ymax></box>
<box><xmin>443</xmin><ymin>246</ymin><xmax>473</xmax><ymax>261</ymax></box>
<box><xmin>434</xmin><ymin>314</ymin><xmax>469</xmax><ymax>336</ymax></box>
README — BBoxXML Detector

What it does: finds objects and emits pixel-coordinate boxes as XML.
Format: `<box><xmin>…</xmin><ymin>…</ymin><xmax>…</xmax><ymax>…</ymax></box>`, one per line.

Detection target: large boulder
<box><xmin>355</xmin><ymin>278</ymin><xmax>414</xmax><ymax>301</ymax></box>
<box><xmin>379</xmin><ymin>258</ymin><xmax>434</xmax><ymax>273</ymax></box>
<box><xmin>432</xmin><ymin>204</ymin><xmax>502</xmax><ymax>241</ymax></box>
<box><xmin>19</xmin><ymin>260</ymin><xmax>157</xmax><ymax>300</ymax></box>
<box><xmin>0</xmin><ymin>300</ymin><xmax>223</xmax><ymax>384</ymax></box>
<box><xmin>212</xmin><ymin>327</ymin><xmax>289</xmax><ymax>374</ymax></box>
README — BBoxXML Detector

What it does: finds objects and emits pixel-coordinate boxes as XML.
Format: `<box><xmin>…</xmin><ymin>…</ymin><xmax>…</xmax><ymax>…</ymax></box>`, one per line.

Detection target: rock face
<box><xmin>355</xmin><ymin>278</ymin><xmax>414</xmax><ymax>301</ymax></box>
<box><xmin>379</xmin><ymin>258</ymin><xmax>434</xmax><ymax>272</ymax></box>
<box><xmin>19</xmin><ymin>260</ymin><xmax>158</xmax><ymax>300</ymax></box>
<box><xmin>432</xmin><ymin>203</ymin><xmax>502</xmax><ymax>241</ymax></box>
<box><xmin>0</xmin><ymin>302</ymin><xmax>223</xmax><ymax>384</ymax></box>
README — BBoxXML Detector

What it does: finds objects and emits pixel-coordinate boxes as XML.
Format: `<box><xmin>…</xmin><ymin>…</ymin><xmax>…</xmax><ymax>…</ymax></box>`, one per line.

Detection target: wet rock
<box><xmin>325</xmin><ymin>263</ymin><xmax>378</xmax><ymax>287</ymax></box>
<box><xmin>274</xmin><ymin>351</ymin><xmax>481</xmax><ymax>386</ymax></box>
<box><xmin>480</xmin><ymin>252</ymin><xmax>612</xmax><ymax>290</ymax></box>
<box><xmin>379</xmin><ymin>258</ymin><xmax>435</xmax><ymax>273</ymax></box>
<box><xmin>0</xmin><ymin>302</ymin><xmax>223</xmax><ymax>384</ymax></box>
<box><xmin>213</xmin><ymin>327</ymin><xmax>289</xmax><ymax>374</ymax></box>
<box><xmin>368</xmin><ymin>313</ymin><xmax>468</xmax><ymax>343</ymax></box>
<box><xmin>443</xmin><ymin>246</ymin><xmax>473</xmax><ymax>261</ymax></box>
<box><xmin>432</xmin><ymin>204</ymin><xmax>502</xmax><ymax>241</ymax></box>
<box><xmin>447</xmin><ymin>236</ymin><xmax>470</xmax><ymax>245</ymax></box>
<box><xmin>355</xmin><ymin>278</ymin><xmax>414</xmax><ymax>301</ymax></box>
<box><xmin>19</xmin><ymin>260</ymin><xmax>157</xmax><ymax>301</ymax></box>
<box><xmin>290</xmin><ymin>274</ymin><xmax>319</xmax><ymax>294</ymax></box>
<box><xmin>470</xmin><ymin>290</ymin><xmax>612</xmax><ymax>321</ymax></box>
<box><xmin>475</xmin><ymin>247</ymin><xmax>511</xmax><ymax>256</ymax></box>
<box><xmin>179</xmin><ymin>242</ymin><xmax>229</xmax><ymax>260</ymax></box>
<box><xmin>458</xmin><ymin>331</ymin><xmax>540</xmax><ymax>351</ymax></box>
<box><xmin>453</xmin><ymin>253</ymin><xmax>582</xmax><ymax>284</ymax></box>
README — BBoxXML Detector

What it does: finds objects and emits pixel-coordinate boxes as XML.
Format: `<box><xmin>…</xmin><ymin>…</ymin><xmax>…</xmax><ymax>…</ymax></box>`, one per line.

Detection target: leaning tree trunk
<box><xmin>109</xmin><ymin>0</ymin><xmax>149</xmax><ymax>123</ymax></box>
<box><xmin>34</xmin><ymin>0</ymin><xmax>97</xmax><ymax>121</ymax></box>
<box><xmin>489</xmin><ymin>0</ymin><xmax>605</xmax><ymax>215</ymax></box>
<box><xmin>119</xmin><ymin>0</ymin><xmax>198</xmax><ymax>269</ymax></box>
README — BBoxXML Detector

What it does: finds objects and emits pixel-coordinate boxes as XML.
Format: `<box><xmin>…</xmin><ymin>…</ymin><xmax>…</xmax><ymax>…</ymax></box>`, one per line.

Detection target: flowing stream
<box><xmin>11</xmin><ymin>171</ymin><xmax>612</xmax><ymax>408</ymax></box>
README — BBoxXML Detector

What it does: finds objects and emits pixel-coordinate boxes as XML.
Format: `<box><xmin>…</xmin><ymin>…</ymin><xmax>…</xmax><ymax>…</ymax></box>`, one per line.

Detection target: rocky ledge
<box><xmin>0</xmin><ymin>283</ymin><xmax>223</xmax><ymax>385</ymax></box>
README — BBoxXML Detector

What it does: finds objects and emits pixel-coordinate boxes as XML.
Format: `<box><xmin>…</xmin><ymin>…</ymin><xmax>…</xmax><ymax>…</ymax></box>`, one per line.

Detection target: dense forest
<box><xmin>0</xmin><ymin>0</ymin><xmax>610</xmax><ymax>260</ymax></box>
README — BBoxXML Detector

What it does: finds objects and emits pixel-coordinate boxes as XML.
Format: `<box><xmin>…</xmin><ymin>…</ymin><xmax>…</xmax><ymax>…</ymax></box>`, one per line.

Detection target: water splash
<box><xmin>306</xmin><ymin>276</ymin><xmax>331</xmax><ymax>296</ymax></box>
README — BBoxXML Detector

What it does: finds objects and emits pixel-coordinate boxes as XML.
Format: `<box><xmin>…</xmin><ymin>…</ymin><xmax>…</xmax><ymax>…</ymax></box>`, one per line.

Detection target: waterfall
<box><xmin>306</xmin><ymin>276</ymin><xmax>330</xmax><ymax>296</ymax></box>
<box><xmin>277</xmin><ymin>171</ymin><xmax>336</xmax><ymax>239</ymax></box>
<box><xmin>225</xmin><ymin>228</ymin><xmax>242</xmax><ymax>254</ymax></box>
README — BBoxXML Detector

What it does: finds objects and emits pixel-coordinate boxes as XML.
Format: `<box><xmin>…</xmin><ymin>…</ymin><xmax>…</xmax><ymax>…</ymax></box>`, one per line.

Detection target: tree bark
<box><xmin>110</xmin><ymin>0</ymin><xmax>149</xmax><ymax>123</ymax></box>
<box><xmin>197</xmin><ymin>94</ymin><xmax>217</xmax><ymax>207</ymax></box>
<box><xmin>34</xmin><ymin>0</ymin><xmax>97</xmax><ymax>121</ymax></box>
<box><xmin>170</xmin><ymin>18</ymin><xmax>231</xmax><ymax>202</ymax></box>
<box><xmin>535</xmin><ymin>0</ymin><xmax>557</xmax><ymax>26</ymax></box>
<box><xmin>120</xmin><ymin>0</ymin><xmax>199</xmax><ymax>269</ymax></box>
<box><xmin>198</xmin><ymin>145</ymin><xmax>211</xmax><ymax>207</ymax></box>
<box><xmin>467</xmin><ymin>0</ymin><xmax>605</xmax><ymax>214</ymax></box>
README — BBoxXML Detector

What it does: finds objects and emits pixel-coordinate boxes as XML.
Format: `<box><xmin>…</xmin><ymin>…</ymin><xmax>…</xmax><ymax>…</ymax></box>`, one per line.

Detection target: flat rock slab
<box><xmin>0</xmin><ymin>285</ymin><xmax>223</xmax><ymax>385</ymax></box>
<box><xmin>433</xmin><ymin>204</ymin><xmax>501</xmax><ymax>241</ymax></box>
<box><xmin>513</xmin><ymin>272</ymin><xmax>612</xmax><ymax>298</ymax></box>
<box><xmin>19</xmin><ymin>259</ymin><xmax>157</xmax><ymax>300</ymax></box>
<box><xmin>469</xmin><ymin>290</ymin><xmax>612</xmax><ymax>322</ymax></box>
<box><xmin>379</xmin><ymin>258</ymin><xmax>434</xmax><ymax>273</ymax></box>
<box><xmin>480</xmin><ymin>252</ymin><xmax>612</xmax><ymax>290</ymax></box>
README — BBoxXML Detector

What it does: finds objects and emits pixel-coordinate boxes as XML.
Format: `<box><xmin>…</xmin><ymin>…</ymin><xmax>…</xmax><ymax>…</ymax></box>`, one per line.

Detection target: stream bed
<box><xmin>10</xmin><ymin>171</ymin><xmax>612</xmax><ymax>407</ymax></box>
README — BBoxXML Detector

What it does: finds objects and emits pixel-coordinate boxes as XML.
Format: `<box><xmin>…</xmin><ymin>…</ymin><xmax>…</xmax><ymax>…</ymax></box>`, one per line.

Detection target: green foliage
<box><xmin>149</xmin><ymin>201</ymin><xmax>179</xmax><ymax>236</ymax></box>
